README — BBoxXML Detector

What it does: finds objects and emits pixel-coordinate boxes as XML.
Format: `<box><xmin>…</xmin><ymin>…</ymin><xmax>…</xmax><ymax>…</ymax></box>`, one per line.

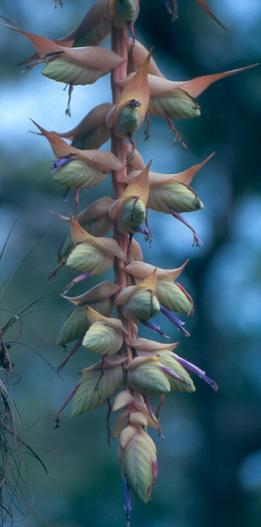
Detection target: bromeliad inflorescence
<box><xmin>2</xmin><ymin>1</ymin><xmax>257</xmax><ymax>525</ymax></box>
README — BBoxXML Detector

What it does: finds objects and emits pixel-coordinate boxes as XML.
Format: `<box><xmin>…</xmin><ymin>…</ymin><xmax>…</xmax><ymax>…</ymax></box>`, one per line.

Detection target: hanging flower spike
<box><xmin>116</xmin><ymin>269</ymin><xmax>161</xmax><ymax>323</ymax></box>
<box><xmin>65</xmin><ymin>217</ymin><xmax>125</xmax><ymax>280</ymax></box>
<box><xmin>105</xmin><ymin>52</ymin><xmax>151</xmax><ymax>152</ymax></box>
<box><xmin>32</xmin><ymin>120</ymin><xmax>123</xmax><ymax>206</ymax></box>
<box><xmin>83</xmin><ymin>306</ymin><xmax>128</xmax><ymax>357</ymax></box>
<box><xmin>7</xmin><ymin>0</ymin><xmax>257</xmax><ymax>521</ymax></box>
<box><xmin>127</xmin><ymin>153</ymin><xmax>214</xmax><ymax>245</ymax></box>
<box><xmin>57</xmin><ymin>103</ymin><xmax>113</xmax><ymax>150</ymax></box>
<box><xmin>109</xmin><ymin>161</ymin><xmax>151</xmax><ymax>236</ymax></box>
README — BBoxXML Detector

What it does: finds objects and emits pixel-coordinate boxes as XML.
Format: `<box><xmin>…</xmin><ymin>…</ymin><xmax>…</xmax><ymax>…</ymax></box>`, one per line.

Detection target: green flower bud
<box><xmin>57</xmin><ymin>299</ymin><xmax>113</xmax><ymax>347</ymax></box>
<box><xmin>57</xmin><ymin>305</ymin><xmax>90</xmax><ymax>347</ymax></box>
<box><xmin>72</xmin><ymin>364</ymin><xmax>123</xmax><ymax>415</ymax></box>
<box><xmin>122</xmin><ymin>288</ymin><xmax>160</xmax><ymax>323</ymax></box>
<box><xmin>121</xmin><ymin>429</ymin><xmax>157</xmax><ymax>503</ymax></box>
<box><xmin>58</xmin><ymin>217</ymin><xmax>112</xmax><ymax>265</ymax></box>
<box><xmin>117</xmin><ymin>197</ymin><xmax>146</xmax><ymax>233</ymax></box>
<box><xmin>149</xmin><ymin>181</ymin><xmax>203</xmax><ymax>213</ymax></box>
<box><xmin>53</xmin><ymin>158</ymin><xmax>107</xmax><ymax>189</ymax></box>
<box><xmin>128</xmin><ymin>363</ymin><xmax>171</xmax><ymax>395</ymax></box>
<box><xmin>115</xmin><ymin>101</ymin><xmax>141</xmax><ymax>138</ymax></box>
<box><xmin>43</xmin><ymin>59</ymin><xmax>102</xmax><ymax>86</ymax></box>
<box><xmin>156</xmin><ymin>280</ymin><xmax>193</xmax><ymax>315</ymax></box>
<box><xmin>149</xmin><ymin>88</ymin><xmax>201</xmax><ymax>120</ymax></box>
<box><xmin>66</xmin><ymin>242</ymin><xmax>113</xmax><ymax>275</ymax></box>
<box><xmin>113</xmin><ymin>0</ymin><xmax>139</xmax><ymax>26</ymax></box>
<box><xmin>57</xmin><ymin>283</ymin><xmax>120</xmax><ymax>347</ymax></box>
<box><xmin>83</xmin><ymin>321</ymin><xmax>123</xmax><ymax>356</ymax></box>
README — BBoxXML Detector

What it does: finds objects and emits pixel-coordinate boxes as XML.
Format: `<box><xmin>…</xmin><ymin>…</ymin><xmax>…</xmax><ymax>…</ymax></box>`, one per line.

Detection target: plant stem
<box><xmin>111</xmin><ymin>26</ymin><xmax>135</xmax><ymax>358</ymax></box>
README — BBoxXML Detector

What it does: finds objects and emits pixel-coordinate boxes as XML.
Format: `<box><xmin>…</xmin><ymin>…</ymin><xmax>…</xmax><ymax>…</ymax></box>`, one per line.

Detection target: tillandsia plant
<box><xmin>1</xmin><ymin>1</ymin><xmax>258</xmax><ymax>525</ymax></box>
<box><xmin>0</xmin><ymin>224</ymin><xmax>53</xmax><ymax>523</ymax></box>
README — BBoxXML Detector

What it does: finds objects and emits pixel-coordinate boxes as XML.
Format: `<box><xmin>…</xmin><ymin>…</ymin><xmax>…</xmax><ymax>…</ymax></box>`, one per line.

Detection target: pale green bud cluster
<box><xmin>13</xmin><ymin>0</ymin><xmax>239</xmax><ymax>518</ymax></box>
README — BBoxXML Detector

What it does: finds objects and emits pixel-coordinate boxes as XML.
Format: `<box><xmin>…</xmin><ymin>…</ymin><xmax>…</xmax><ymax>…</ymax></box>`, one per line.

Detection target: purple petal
<box><xmin>62</xmin><ymin>272</ymin><xmax>91</xmax><ymax>295</ymax></box>
<box><xmin>141</xmin><ymin>320</ymin><xmax>170</xmax><ymax>339</ymax></box>
<box><xmin>175</xmin><ymin>355</ymin><xmax>219</xmax><ymax>391</ymax></box>
<box><xmin>160</xmin><ymin>306</ymin><xmax>190</xmax><ymax>337</ymax></box>
<box><xmin>123</xmin><ymin>477</ymin><xmax>132</xmax><ymax>527</ymax></box>
<box><xmin>51</xmin><ymin>155</ymin><xmax>73</xmax><ymax>174</ymax></box>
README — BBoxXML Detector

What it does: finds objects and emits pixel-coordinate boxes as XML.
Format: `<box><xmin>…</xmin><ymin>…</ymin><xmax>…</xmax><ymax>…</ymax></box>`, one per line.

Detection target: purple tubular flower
<box><xmin>123</xmin><ymin>477</ymin><xmax>132</xmax><ymax>527</ymax></box>
<box><xmin>160</xmin><ymin>306</ymin><xmax>190</xmax><ymax>337</ymax></box>
<box><xmin>62</xmin><ymin>272</ymin><xmax>91</xmax><ymax>295</ymax></box>
<box><xmin>51</xmin><ymin>155</ymin><xmax>73</xmax><ymax>174</ymax></box>
<box><xmin>174</xmin><ymin>354</ymin><xmax>219</xmax><ymax>391</ymax></box>
<box><xmin>141</xmin><ymin>320</ymin><xmax>170</xmax><ymax>339</ymax></box>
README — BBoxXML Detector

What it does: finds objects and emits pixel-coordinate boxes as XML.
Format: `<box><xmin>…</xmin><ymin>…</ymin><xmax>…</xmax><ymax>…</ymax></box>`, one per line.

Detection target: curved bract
<box><xmin>58</xmin><ymin>103</ymin><xmax>113</xmax><ymax>150</ymax></box>
<box><xmin>0</xmin><ymin>19</ymin><xmax>124</xmax><ymax>86</ymax></box>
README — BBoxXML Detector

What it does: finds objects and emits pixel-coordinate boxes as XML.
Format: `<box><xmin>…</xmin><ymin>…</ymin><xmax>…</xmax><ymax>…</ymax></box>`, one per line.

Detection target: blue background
<box><xmin>0</xmin><ymin>1</ymin><xmax>260</xmax><ymax>526</ymax></box>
